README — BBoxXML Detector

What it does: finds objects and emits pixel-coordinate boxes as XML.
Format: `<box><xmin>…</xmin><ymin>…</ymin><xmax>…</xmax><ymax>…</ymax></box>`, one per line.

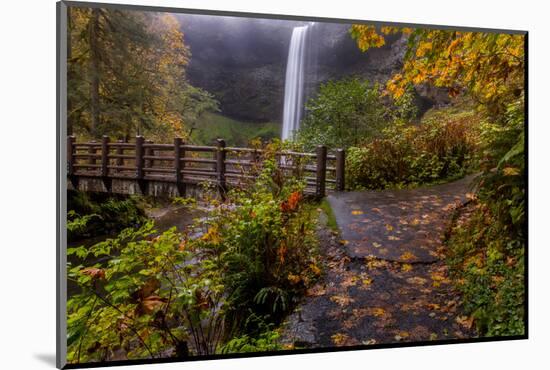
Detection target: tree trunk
<box><xmin>67</xmin><ymin>7</ymin><xmax>73</xmax><ymax>136</ymax></box>
<box><xmin>89</xmin><ymin>8</ymin><xmax>101</xmax><ymax>138</ymax></box>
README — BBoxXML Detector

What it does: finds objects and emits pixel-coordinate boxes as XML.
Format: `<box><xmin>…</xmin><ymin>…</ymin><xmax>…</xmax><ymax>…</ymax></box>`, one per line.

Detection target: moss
<box><xmin>319</xmin><ymin>198</ymin><xmax>339</xmax><ymax>234</ymax></box>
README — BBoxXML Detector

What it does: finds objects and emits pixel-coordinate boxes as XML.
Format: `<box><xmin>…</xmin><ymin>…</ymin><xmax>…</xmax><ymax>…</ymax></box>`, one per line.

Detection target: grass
<box><xmin>191</xmin><ymin>112</ymin><xmax>280</xmax><ymax>147</ymax></box>
<box><xmin>319</xmin><ymin>198</ymin><xmax>339</xmax><ymax>234</ymax></box>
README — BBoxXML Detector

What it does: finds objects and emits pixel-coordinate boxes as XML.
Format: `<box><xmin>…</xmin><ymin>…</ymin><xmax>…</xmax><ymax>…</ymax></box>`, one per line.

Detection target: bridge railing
<box><xmin>67</xmin><ymin>136</ymin><xmax>345</xmax><ymax>198</ymax></box>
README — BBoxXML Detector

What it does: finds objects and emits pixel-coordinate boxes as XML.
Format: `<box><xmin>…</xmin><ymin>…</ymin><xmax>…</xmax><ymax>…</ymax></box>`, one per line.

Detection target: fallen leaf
<box><xmin>362</xmin><ymin>277</ymin><xmax>373</xmax><ymax>287</ymax></box>
<box><xmin>401</xmin><ymin>264</ymin><xmax>413</xmax><ymax>272</ymax></box>
<box><xmin>331</xmin><ymin>333</ymin><xmax>349</xmax><ymax>346</ymax></box>
<box><xmin>309</xmin><ymin>263</ymin><xmax>322</xmax><ymax>276</ymax></box>
<box><xmin>406</xmin><ymin>276</ymin><xmax>428</xmax><ymax>285</ymax></box>
<box><xmin>351</xmin><ymin>210</ymin><xmax>364</xmax><ymax>215</ymax></box>
<box><xmin>362</xmin><ymin>339</ymin><xmax>377</xmax><ymax>345</ymax></box>
<box><xmin>341</xmin><ymin>275</ymin><xmax>359</xmax><ymax>288</ymax></box>
<box><xmin>330</xmin><ymin>295</ymin><xmax>355</xmax><ymax>307</ymax></box>
<box><xmin>455</xmin><ymin>315</ymin><xmax>475</xmax><ymax>329</ymax></box>
<box><xmin>372</xmin><ymin>242</ymin><xmax>382</xmax><ymax>248</ymax></box>
<box><xmin>388</xmin><ymin>235</ymin><xmax>401</xmax><ymax>241</ymax></box>
<box><xmin>371</xmin><ymin>307</ymin><xmax>386</xmax><ymax>317</ymax></box>
<box><xmin>400</xmin><ymin>251</ymin><xmax>416</xmax><ymax>261</ymax></box>
<box><xmin>306</xmin><ymin>285</ymin><xmax>326</xmax><ymax>297</ymax></box>
<box><xmin>394</xmin><ymin>331</ymin><xmax>410</xmax><ymax>341</ymax></box>
<box><xmin>385</xmin><ymin>224</ymin><xmax>394</xmax><ymax>231</ymax></box>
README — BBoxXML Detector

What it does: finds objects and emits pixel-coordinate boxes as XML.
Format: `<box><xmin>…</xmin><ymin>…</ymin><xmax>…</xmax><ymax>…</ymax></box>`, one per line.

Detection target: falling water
<box><xmin>281</xmin><ymin>24</ymin><xmax>312</xmax><ymax>141</ymax></box>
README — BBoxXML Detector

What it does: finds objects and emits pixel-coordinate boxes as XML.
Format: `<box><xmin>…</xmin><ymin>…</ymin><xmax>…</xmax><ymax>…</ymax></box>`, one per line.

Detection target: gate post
<box><xmin>316</xmin><ymin>145</ymin><xmax>327</xmax><ymax>198</ymax></box>
<box><xmin>335</xmin><ymin>148</ymin><xmax>345</xmax><ymax>191</ymax></box>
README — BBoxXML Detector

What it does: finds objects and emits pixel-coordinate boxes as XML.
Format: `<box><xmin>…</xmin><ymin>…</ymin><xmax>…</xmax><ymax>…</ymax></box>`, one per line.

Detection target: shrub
<box><xmin>67</xmin><ymin>222</ymin><xmax>226</xmax><ymax>363</ymax></box>
<box><xmin>67</xmin><ymin>151</ymin><xmax>320</xmax><ymax>362</ymax></box>
<box><xmin>346</xmin><ymin>109</ymin><xmax>479</xmax><ymax>189</ymax></box>
<box><xmin>198</xmin><ymin>155</ymin><xmax>321</xmax><ymax>335</ymax></box>
<box><xmin>67</xmin><ymin>191</ymin><xmax>148</xmax><ymax>241</ymax></box>
<box><xmin>446</xmin><ymin>97</ymin><xmax>525</xmax><ymax>336</ymax></box>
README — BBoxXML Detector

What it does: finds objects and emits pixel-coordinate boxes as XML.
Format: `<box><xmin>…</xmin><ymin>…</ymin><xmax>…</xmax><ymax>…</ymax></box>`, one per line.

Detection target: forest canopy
<box><xmin>67</xmin><ymin>7</ymin><xmax>218</xmax><ymax>140</ymax></box>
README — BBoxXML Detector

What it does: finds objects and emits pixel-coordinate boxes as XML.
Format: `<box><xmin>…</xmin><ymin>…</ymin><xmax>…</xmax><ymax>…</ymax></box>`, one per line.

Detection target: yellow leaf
<box><xmin>287</xmin><ymin>273</ymin><xmax>301</xmax><ymax>284</ymax></box>
<box><xmin>400</xmin><ymin>251</ymin><xmax>416</xmax><ymax>261</ymax></box>
<box><xmin>309</xmin><ymin>263</ymin><xmax>322</xmax><ymax>276</ymax></box>
<box><xmin>331</xmin><ymin>333</ymin><xmax>349</xmax><ymax>346</ymax></box>
<box><xmin>371</xmin><ymin>307</ymin><xmax>386</xmax><ymax>317</ymax></box>
<box><xmin>401</xmin><ymin>263</ymin><xmax>413</xmax><ymax>272</ymax></box>
<box><xmin>351</xmin><ymin>210</ymin><xmax>364</xmax><ymax>215</ymax></box>
<box><xmin>385</xmin><ymin>224</ymin><xmax>394</xmax><ymax>231</ymax></box>
<box><xmin>503</xmin><ymin>167</ymin><xmax>520</xmax><ymax>176</ymax></box>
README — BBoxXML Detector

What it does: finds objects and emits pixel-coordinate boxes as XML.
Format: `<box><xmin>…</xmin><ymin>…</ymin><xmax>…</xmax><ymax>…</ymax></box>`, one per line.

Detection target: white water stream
<box><xmin>281</xmin><ymin>24</ymin><xmax>312</xmax><ymax>141</ymax></box>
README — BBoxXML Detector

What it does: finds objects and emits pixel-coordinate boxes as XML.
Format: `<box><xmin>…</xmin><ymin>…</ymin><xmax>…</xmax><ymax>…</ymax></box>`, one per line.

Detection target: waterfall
<box><xmin>281</xmin><ymin>24</ymin><xmax>312</xmax><ymax>141</ymax></box>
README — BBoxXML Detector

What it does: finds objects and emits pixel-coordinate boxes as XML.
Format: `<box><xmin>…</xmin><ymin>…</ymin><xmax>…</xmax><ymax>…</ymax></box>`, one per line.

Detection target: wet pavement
<box><xmin>280</xmin><ymin>176</ymin><xmax>478</xmax><ymax>349</ymax></box>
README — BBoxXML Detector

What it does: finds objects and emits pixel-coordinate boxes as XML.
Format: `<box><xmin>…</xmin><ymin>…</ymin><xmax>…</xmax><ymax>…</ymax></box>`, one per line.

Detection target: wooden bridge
<box><xmin>67</xmin><ymin>136</ymin><xmax>345</xmax><ymax>198</ymax></box>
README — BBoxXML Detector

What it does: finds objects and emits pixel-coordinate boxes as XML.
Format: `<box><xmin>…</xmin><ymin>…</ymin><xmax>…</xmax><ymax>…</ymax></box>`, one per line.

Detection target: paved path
<box><xmin>281</xmin><ymin>176</ymin><xmax>478</xmax><ymax>348</ymax></box>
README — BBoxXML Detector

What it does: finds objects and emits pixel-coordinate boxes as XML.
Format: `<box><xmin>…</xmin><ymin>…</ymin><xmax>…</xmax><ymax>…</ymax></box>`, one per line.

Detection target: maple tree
<box><xmin>349</xmin><ymin>25</ymin><xmax>525</xmax><ymax>118</ymax></box>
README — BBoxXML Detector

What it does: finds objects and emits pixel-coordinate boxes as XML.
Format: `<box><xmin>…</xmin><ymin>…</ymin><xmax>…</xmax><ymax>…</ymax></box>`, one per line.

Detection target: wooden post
<box><xmin>145</xmin><ymin>139</ymin><xmax>153</xmax><ymax>169</ymax></box>
<box><xmin>101</xmin><ymin>136</ymin><xmax>111</xmax><ymax>191</ymax></box>
<box><xmin>88</xmin><ymin>140</ymin><xmax>97</xmax><ymax>167</ymax></box>
<box><xmin>67</xmin><ymin>136</ymin><xmax>75</xmax><ymax>176</ymax></box>
<box><xmin>316</xmin><ymin>145</ymin><xmax>327</xmax><ymax>198</ymax></box>
<box><xmin>101</xmin><ymin>136</ymin><xmax>109</xmax><ymax>177</ymax></box>
<box><xmin>335</xmin><ymin>148</ymin><xmax>345</xmax><ymax>191</ymax></box>
<box><xmin>216</xmin><ymin>138</ymin><xmax>226</xmax><ymax>197</ymax></box>
<box><xmin>135</xmin><ymin>136</ymin><xmax>145</xmax><ymax>193</ymax></box>
<box><xmin>174</xmin><ymin>137</ymin><xmax>184</xmax><ymax>196</ymax></box>
<box><xmin>67</xmin><ymin>136</ymin><xmax>78</xmax><ymax>188</ymax></box>
<box><xmin>116</xmin><ymin>138</ymin><xmax>125</xmax><ymax>167</ymax></box>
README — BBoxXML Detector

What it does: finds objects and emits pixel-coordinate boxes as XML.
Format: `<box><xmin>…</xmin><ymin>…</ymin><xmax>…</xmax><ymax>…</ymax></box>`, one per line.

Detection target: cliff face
<box><xmin>178</xmin><ymin>14</ymin><xmax>446</xmax><ymax>123</ymax></box>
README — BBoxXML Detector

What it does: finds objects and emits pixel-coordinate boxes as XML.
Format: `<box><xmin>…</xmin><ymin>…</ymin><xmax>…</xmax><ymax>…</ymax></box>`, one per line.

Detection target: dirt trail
<box><xmin>281</xmin><ymin>176</ymin><xmax>478</xmax><ymax>348</ymax></box>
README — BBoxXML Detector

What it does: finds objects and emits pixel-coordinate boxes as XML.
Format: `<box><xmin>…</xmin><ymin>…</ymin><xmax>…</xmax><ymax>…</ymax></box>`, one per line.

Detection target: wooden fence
<box><xmin>67</xmin><ymin>136</ymin><xmax>345</xmax><ymax>198</ymax></box>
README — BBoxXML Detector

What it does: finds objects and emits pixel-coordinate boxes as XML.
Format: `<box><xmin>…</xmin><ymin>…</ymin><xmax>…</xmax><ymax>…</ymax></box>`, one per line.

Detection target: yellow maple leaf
<box><xmin>400</xmin><ymin>251</ymin><xmax>416</xmax><ymax>261</ymax></box>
